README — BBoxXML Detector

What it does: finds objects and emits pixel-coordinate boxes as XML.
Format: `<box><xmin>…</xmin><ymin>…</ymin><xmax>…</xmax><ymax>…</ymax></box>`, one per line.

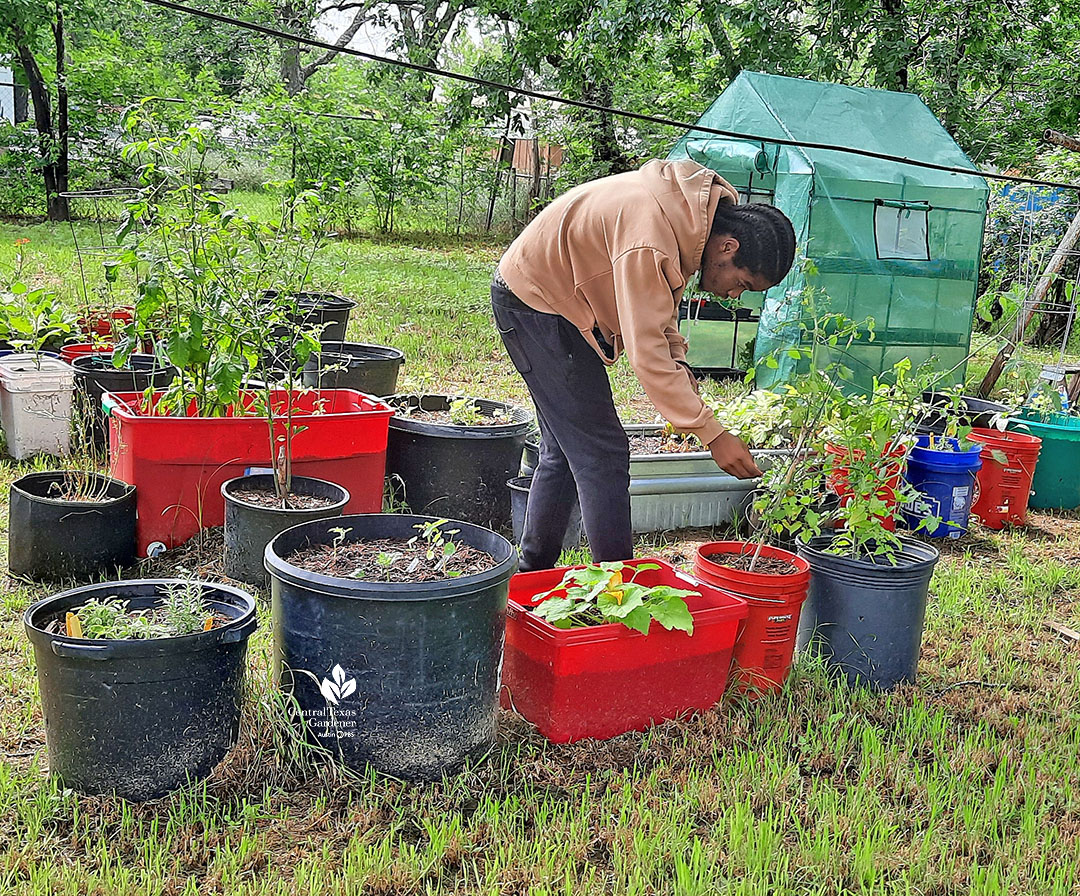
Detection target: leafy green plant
<box><xmin>113</xmin><ymin>106</ymin><xmax>336</xmax><ymax>501</ymax></box>
<box><xmin>531</xmin><ymin>562</ymin><xmax>696</xmax><ymax>635</ymax></box>
<box><xmin>65</xmin><ymin>583</ymin><xmax>214</xmax><ymax>640</ymax></box>
<box><xmin>0</xmin><ymin>239</ymin><xmax>77</xmax><ymax>362</ymax></box>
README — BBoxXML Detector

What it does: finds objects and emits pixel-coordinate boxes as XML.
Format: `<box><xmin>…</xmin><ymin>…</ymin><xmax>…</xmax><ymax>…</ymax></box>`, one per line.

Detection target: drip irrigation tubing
<box><xmin>141</xmin><ymin>0</ymin><xmax>1079</xmax><ymax>194</ymax></box>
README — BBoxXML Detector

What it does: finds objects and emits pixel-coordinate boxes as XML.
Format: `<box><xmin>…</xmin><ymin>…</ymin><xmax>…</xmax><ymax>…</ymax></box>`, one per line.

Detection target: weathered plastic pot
<box><xmin>386</xmin><ymin>394</ymin><xmax>534</xmax><ymax>530</ymax></box>
<box><xmin>222</xmin><ymin>474</ymin><xmax>350</xmax><ymax>586</ymax></box>
<box><xmin>917</xmin><ymin>392</ymin><xmax>1009</xmax><ymax>434</ymax></box>
<box><xmin>303</xmin><ymin>342</ymin><xmax>405</xmax><ymax>397</ymax></box>
<box><xmin>23</xmin><ymin>579</ymin><xmax>257</xmax><ymax>801</ymax></box>
<box><xmin>796</xmin><ymin>535</ymin><xmax>939</xmax><ymax>690</ymax></box>
<box><xmin>0</xmin><ymin>354</ymin><xmax>75</xmax><ymax>459</ymax></box>
<box><xmin>9</xmin><ymin>471</ymin><xmax>136</xmax><ymax>582</ymax></box>
<box><xmin>266</xmin><ymin>514</ymin><xmax>516</xmax><ymax>779</ymax></box>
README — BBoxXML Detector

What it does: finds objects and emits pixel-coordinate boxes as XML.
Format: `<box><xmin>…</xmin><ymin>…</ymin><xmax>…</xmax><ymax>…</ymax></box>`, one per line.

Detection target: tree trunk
<box><xmin>51</xmin><ymin>0</ymin><xmax>70</xmax><ymax>222</ymax></box>
<box><xmin>879</xmin><ymin>0</ymin><xmax>910</xmax><ymax>91</ymax></box>
<box><xmin>15</xmin><ymin>7</ymin><xmax>69</xmax><ymax>222</ymax></box>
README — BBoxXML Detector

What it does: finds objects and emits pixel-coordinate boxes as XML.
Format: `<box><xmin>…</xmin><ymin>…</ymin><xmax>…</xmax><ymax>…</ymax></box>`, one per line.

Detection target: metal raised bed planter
<box><xmin>626</xmin><ymin>424</ymin><xmax>789</xmax><ymax>534</ymax></box>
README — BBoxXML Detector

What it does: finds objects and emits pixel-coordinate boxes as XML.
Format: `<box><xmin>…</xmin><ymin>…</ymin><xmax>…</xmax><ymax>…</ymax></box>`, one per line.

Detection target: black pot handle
<box><xmin>51</xmin><ymin>640</ymin><xmax>115</xmax><ymax>660</ymax></box>
<box><xmin>220</xmin><ymin>616</ymin><xmax>258</xmax><ymax>644</ymax></box>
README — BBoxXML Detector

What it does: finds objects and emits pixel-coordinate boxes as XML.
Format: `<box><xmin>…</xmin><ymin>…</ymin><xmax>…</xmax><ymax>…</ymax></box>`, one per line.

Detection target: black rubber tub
<box><xmin>72</xmin><ymin>353</ymin><xmax>176</xmax><ymax>450</ymax></box>
<box><xmin>263</xmin><ymin>292</ymin><xmax>358</xmax><ymax>372</ymax></box>
<box><xmin>917</xmin><ymin>391</ymin><xmax>1009</xmax><ymax>435</ymax></box>
<box><xmin>222</xmin><ymin>474</ymin><xmax>350</xmax><ymax>586</ymax></box>
<box><xmin>9</xmin><ymin>471</ymin><xmax>136</xmax><ymax>582</ymax></box>
<box><xmin>302</xmin><ymin>342</ymin><xmax>405</xmax><ymax>396</ymax></box>
<box><xmin>265</xmin><ymin>513</ymin><xmax>517</xmax><ymax>780</ymax></box>
<box><xmin>796</xmin><ymin>535</ymin><xmax>939</xmax><ymax>690</ymax></box>
<box><xmin>386</xmin><ymin>394</ymin><xmax>534</xmax><ymax>531</ymax></box>
<box><xmin>507</xmin><ymin>475</ymin><xmax>583</xmax><ymax>551</ymax></box>
<box><xmin>23</xmin><ymin>579</ymin><xmax>257</xmax><ymax>801</ymax></box>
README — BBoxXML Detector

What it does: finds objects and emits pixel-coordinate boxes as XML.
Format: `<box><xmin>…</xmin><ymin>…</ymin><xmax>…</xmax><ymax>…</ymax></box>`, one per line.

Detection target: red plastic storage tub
<box><xmin>501</xmin><ymin>558</ymin><xmax>748</xmax><ymax>742</ymax></box>
<box><xmin>105</xmin><ymin>389</ymin><xmax>394</xmax><ymax>555</ymax></box>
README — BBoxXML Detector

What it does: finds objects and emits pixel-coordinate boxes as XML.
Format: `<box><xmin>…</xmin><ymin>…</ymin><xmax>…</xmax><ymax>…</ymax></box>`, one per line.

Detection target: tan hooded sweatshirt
<box><xmin>498</xmin><ymin>158</ymin><xmax>739</xmax><ymax>446</ymax></box>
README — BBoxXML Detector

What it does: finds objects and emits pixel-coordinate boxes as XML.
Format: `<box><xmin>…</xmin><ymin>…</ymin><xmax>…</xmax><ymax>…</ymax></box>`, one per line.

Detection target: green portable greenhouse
<box><xmin>668</xmin><ymin>71</ymin><xmax>989</xmax><ymax>390</ymax></box>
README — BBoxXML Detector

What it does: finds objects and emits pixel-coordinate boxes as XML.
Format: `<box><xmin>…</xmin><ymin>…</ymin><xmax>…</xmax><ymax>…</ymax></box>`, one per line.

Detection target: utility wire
<box><xmin>142</xmin><ymin>0</ymin><xmax>1079</xmax><ymax>193</ymax></box>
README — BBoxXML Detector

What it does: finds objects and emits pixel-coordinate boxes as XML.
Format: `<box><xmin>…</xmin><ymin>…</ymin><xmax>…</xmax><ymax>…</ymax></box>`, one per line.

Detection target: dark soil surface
<box><xmin>286</xmin><ymin>536</ymin><xmax>498</xmax><ymax>582</ymax></box>
<box><xmin>628</xmin><ymin>434</ymin><xmax>704</xmax><ymax>455</ymax></box>
<box><xmin>702</xmin><ymin>549</ymin><xmax>800</xmax><ymax>575</ymax></box>
<box><xmin>230</xmin><ymin>482</ymin><xmax>339</xmax><ymax>510</ymax></box>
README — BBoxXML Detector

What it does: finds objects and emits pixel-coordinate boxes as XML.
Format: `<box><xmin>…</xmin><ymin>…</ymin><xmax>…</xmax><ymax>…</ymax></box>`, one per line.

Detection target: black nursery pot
<box><xmin>72</xmin><ymin>353</ymin><xmax>176</xmax><ymax>450</ymax></box>
<box><xmin>302</xmin><ymin>342</ymin><xmax>405</xmax><ymax>397</ymax></box>
<box><xmin>9</xmin><ymin>471</ymin><xmax>136</xmax><ymax>582</ymax></box>
<box><xmin>386</xmin><ymin>394</ymin><xmax>534</xmax><ymax>531</ymax></box>
<box><xmin>222</xmin><ymin>474</ymin><xmax>350</xmax><ymax>586</ymax></box>
<box><xmin>917</xmin><ymin>391</ymin><xmax>1009</xmax><ymax>435</ymax></box>
<box><xmin>796</xmin><ymin>535</ymin><xmax>939</xmax><ymax>690</ymax></box>
<box><xmin>265</xmin><ymin>513</ymin><xmax>517</xmax><ymax>780</ymax></box>
<box><xmin>263</xmin><ymin>292</ymin><xmax>357</xmax><ymax>372</ymax></box>
<box><xmin>23</xmin><ymin>579</ymin><xmax>257</xmax><ymax>801</ymax></box>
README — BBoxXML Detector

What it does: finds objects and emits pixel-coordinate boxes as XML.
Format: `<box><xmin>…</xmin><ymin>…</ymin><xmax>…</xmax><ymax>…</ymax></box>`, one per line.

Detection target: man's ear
<box><xmin>718</xmin><ymin>236</ymin><xmax>740</xmax><ymax>259</ymax></box>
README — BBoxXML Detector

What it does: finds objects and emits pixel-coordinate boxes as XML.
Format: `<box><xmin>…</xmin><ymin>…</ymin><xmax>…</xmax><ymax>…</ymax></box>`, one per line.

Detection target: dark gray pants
<box><xmin>491</xmin><ymin>283</ymin><xmax>633</xmax><ymax>571</ymax></box>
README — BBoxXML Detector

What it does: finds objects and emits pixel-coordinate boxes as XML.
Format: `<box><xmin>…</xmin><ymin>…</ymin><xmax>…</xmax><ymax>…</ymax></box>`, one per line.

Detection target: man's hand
<box><xmin>708</xmin><ymin>430</ymin><xmax>763</xmax><ymax>479</ymax></box>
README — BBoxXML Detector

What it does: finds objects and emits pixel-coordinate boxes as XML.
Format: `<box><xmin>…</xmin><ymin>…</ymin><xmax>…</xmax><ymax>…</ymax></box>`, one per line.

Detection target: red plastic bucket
<box><xmin>967</xmin><ymin>428</ymin><xmax>1042</xmax><ymax>529</ymax></box>
<box><xmin>693</xmin><ymin>541</ymin><xmax>810</xmax><ymax>695</ymax></box>
<box><xmin>61</xmin><ymin>343</ymin><xmax>114</xmax><ymax>364</ymax></box>
<box><xmin>501</xmin><ymin>558</ymin><xmax>747</xmax><ymax>742</ymax></box>
<box><xmin>77</xmin><ymin>307</ymin><xmax>133</xmax><ymax>338</ymax></box>
<box><xmin>825</xmin><ymin>441</ymin><xmax>909</xmax><ymax>532</ymax></box>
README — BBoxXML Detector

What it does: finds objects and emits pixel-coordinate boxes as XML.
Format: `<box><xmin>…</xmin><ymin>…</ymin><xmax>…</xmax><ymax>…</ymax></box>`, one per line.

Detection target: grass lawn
<box><xmin>0</xmin><ymin>219</ymin><xmax>1079</xmax><ymax>894</ymax></box>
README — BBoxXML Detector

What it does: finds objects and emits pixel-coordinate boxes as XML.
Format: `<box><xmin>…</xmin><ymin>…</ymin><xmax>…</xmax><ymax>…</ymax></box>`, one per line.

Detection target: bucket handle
<box><xmin>51</xmin><ymin>640</ymin><xmax>115</xmax><ymax>660</ymax></box>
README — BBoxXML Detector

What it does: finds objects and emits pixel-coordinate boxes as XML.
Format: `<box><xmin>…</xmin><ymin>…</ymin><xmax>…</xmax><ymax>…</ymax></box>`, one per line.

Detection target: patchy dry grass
<box><xmin>0</xmin><ymin>222</ymin><xmax>1079</xmax><ymax>894</ymax></box>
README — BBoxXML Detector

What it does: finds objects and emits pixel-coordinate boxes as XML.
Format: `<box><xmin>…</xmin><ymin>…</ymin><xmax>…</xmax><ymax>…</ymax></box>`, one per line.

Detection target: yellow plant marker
<box><xmin>203</xmin><ymin>617</ymin><xmax>214</xmax><ymax>632</ymax></box>
<box><xmin>65</xmin><ymin>612</ymin><xmax>83</xmax><ymax>638</ymax></box>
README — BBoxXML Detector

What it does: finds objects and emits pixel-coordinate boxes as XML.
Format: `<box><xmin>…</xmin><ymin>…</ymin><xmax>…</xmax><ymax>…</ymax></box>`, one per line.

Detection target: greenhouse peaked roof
<box><xmin>684</xmin><ymin>72</ymin><xmax>987</xmax><ymax>191</ymax></box>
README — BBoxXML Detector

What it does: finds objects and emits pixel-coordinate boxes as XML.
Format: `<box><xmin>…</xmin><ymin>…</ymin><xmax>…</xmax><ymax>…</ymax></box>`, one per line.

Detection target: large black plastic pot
<box><xmin>9</xmin><ymin>471</ymin><xmax>136</xmax><ymax>582</ymax></box>
<box><xmin>796</xmin><ymin>535</ymin><xmax>939</xmax><ymax>690</ymax></box>
<box><xmin>507</xmin><ymin>475</ymin><xmax>583</xmax><ymax>551</ymax></box>
<box><xmin>386</xmin><ymin>394</ymin><xmax>534</xmax><ymax>531</ymax></box>
<box><xmin>265</xmin><ymin>513</ymin><xmax>516</xmax><ymax>780</ymax></box>
<box><xmin>23</xmin><ymin>579</ymin><xmax>257</xmax><ymax>801</ymax></box>
<box><xmin>917</xmin><ymin>392</ymin><xmax>1009</xmax><ymax>435</ymax></box>
<box><xmin>72</xmin><ymin>353</ymin><xmax>176</xmax><ymax>450</ymax></box>
<box><xmin>222</xmin><ymin>474</ymin><xmax>350</xmax><ymax>586</ymax></box>
<box><xmin>302</xmin><ymin>342</ymin><xmax>405</xmax><ymax>396</ymax></box>
<box><xmin>264</xmin><ymin>292</ymin><xmax>357</xmax><ymax>372</ymax></box>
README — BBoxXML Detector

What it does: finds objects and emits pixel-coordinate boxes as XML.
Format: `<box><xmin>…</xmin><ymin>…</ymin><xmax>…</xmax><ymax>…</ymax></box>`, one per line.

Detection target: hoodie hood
<box><xmin>638</xmin><ymin>159</ymin><xmax>739</xmax><ymax>281</ymax></box>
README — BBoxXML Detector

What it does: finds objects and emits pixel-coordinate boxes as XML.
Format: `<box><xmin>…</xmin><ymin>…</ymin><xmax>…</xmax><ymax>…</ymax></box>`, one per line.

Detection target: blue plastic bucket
<box><xmin>902</xmin><ymin>436</ymin><xmax>983</xmax><ymax>538</ymax></box>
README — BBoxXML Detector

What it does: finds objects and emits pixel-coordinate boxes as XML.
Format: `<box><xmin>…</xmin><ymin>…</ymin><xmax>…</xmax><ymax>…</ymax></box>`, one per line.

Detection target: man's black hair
<box><xmin>710</xmin><ymin>203</ymin><xmax>797</xmax><ymax>285</ymax></box>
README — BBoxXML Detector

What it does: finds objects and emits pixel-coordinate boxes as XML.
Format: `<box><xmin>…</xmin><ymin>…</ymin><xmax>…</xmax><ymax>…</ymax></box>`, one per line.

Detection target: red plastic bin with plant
<box><xmin>501</xmin><ymin>558</ymin><xmax>747</xmax><ymax>743</ymax></box>
<box><xmin>105</xmin><ymin>388</ymin><xmax>393</xmax><ymax>555</ymax></box>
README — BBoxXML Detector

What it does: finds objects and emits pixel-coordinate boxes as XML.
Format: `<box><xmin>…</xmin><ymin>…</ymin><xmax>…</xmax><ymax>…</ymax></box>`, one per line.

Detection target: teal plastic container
<box><xmin>1008</xmin><ymin>411</ymin><xmax>1080</xmax><ymax>510</ymax></box>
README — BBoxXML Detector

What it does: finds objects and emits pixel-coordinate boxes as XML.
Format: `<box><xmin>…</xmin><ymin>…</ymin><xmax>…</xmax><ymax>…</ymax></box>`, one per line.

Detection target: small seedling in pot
<box><xmin>408</xmin><ymin>519</ymin><xmax>462</xmax><ymax>576</ymax></box>
<box><xmin>531</xmin><ymin>562</ymin><xmax>697</xmax><ymax>635</ymax></box>
<box><xmin>448</xmin><ymin>397</ymin><xmax>505</xmax><ymax>426</ymax></box>
<box><xmin>328</xmin><ymin>526</ymin><xmax>352</xmax><ymax>563</ymax></box>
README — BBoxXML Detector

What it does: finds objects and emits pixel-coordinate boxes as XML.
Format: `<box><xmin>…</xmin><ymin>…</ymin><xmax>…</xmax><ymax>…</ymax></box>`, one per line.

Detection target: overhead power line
<box><xmin>143</xmin><ymin>0</ymin><xmax>1077</xmax><ymax>193</ymax></box>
